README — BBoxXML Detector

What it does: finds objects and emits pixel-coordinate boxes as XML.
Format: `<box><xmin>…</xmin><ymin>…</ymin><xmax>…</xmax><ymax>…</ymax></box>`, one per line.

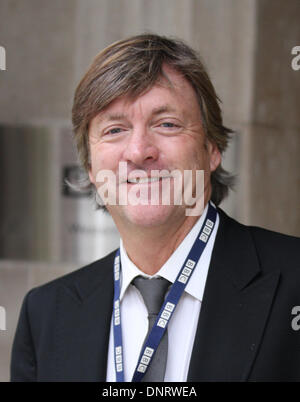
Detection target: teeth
<box><xmin>127</xmin><ymin>177</ymin><xmax>162</xmax><ymax>184</ymax></box>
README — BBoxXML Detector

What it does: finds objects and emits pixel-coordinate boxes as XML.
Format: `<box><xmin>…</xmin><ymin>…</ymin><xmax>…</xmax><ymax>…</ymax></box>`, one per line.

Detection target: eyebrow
<box><xmin>100</xmin><ymin>105</ymin><xmax>178</xmax><ymax>123</ymax></box>
<box><xmin>151</xmin><ymin>105</ymin><xmax>177</xmax><ymax>116</ymax></box>
<box><xmin>102</xmin><ymin>113</ymin><xmax>127</xmax><ymax>122</ymax></box>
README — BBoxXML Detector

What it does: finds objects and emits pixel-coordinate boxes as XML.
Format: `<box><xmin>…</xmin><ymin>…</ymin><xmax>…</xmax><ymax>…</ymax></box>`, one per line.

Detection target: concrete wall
<box><xmin>246</xmin><ymin>0</ymin><xmax>300</xmax><ymax>235</ymax></box>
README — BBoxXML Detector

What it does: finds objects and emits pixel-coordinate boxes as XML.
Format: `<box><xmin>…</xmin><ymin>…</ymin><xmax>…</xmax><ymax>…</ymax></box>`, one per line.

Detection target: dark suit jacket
<box><xmin>10</xmin><ymin>209</ymin><xmax>300</xmax><ymax>381</ymax></box>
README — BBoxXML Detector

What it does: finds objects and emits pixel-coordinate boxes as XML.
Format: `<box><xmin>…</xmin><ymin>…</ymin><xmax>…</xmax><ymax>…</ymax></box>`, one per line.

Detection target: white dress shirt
<box><xmin>106</xmin><ymin>203</ymin><xmax>219</xmax><ymax>381</ymax></box>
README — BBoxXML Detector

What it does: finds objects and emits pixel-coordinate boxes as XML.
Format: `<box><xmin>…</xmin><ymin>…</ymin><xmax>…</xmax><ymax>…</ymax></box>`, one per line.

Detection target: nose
<box><xmin>122</xmin><ymin>126</ymin><xmax>159</xmax><ymax>167</ymax></box>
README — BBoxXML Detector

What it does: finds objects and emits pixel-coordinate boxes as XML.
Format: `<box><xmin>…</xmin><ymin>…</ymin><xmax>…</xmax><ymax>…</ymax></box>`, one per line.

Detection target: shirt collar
<box><xmin>119</xmin><ymin>202</ymin><xmax>218</xmax><ymax>302</ymax></box>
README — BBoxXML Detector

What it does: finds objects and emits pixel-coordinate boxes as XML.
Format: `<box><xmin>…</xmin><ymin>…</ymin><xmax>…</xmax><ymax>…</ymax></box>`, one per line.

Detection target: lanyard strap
<box><xmin>113</xmin><ymin>202</ymin><xmax>217</xmax><ymax>382</ymax></box>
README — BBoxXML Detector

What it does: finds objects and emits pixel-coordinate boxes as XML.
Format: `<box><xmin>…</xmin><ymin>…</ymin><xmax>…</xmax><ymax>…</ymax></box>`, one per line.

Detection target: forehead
<box><xmin>95</xmin><ymin>65</ymin><xmax>200</xmax><ymax>120</ymax></box>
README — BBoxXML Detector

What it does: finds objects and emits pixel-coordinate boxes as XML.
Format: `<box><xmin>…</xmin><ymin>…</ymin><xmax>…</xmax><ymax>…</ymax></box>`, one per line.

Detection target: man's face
<box><xmin>88</xmin><ymin>65</ymin><xmax>221</xmax><ymax>229</ymax></box>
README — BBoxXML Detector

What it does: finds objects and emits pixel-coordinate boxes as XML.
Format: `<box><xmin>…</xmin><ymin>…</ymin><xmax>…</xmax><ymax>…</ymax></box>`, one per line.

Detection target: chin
<box><xmin>121</xmin><ymin>204</ymin><xmax>182</xmax><ymax>228</ymax></box>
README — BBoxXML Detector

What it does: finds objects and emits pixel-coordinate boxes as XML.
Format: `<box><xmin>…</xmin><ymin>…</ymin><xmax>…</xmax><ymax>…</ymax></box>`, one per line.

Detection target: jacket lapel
<box><xmin>54</xmin><ymin>252</ymin><xmax>115</xmax><ymax>381</ymax></box>
<box><xmin>187</xmin><ymin>209</ymin><xmax>280</xmax><ymax>381</ymax></box>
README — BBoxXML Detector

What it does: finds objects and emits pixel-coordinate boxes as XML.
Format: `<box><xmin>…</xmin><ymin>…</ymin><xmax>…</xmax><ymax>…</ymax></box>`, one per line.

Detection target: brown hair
<box><xmin>72</xmin><ymin>33</ymin><xmax>234</xmax><ymax>207</ymax></box>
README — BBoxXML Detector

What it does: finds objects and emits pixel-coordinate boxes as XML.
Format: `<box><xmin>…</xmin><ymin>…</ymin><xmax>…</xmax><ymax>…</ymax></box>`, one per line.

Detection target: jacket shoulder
<box><xmin>248</xmin><ymin>225</ymin><xmax>300</xmax><ymax>271</ymax></box>
<box><xmin>218</xmin><ymin>208</ymin><xmax>300</xmax><ymax>273</ymax></box>
<box><xmin>27</xmin><ymin>249</ymin><xmax>117</xmax><ymax>302</ymax></box>
<box><xmin>248</xmin><ymin>224</ymin><xmax>300</xmax><ymax>247</ymax></box>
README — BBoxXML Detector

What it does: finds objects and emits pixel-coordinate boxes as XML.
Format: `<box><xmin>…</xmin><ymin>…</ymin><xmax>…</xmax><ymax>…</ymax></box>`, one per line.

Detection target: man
<box><xmin>11</xmin><ymin>34</ymin><xmax>300</xmax><ymax>381</ymax></box>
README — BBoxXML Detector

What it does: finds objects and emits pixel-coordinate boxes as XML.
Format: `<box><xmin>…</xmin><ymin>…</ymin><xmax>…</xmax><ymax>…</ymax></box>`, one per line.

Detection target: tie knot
<box><xmin>133</xmin><ymin>276</ymin><xmax>170</xmax><ymax>316</ymax></box>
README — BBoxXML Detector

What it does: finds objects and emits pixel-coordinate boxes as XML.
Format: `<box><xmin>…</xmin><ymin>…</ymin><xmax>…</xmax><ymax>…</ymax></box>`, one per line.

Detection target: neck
<box><xmin>120</xmin><ymin>213</ymin><xmax>201</xmax><ymax>275</ymax></box>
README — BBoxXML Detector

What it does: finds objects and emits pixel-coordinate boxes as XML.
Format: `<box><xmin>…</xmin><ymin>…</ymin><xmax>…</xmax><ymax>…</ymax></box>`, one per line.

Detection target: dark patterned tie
<box><xmin>133</xmin><ymin>276</ymin><xmax>170</xmax><ymax>382</ymax></box>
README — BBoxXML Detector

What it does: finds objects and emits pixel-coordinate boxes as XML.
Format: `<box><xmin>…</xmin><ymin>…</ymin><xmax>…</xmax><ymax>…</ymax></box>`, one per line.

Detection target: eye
<box><xmin>160</xmin><ymin>122</ymin><xmax>177</xmax><ymax>128</ymax></box>
<box><xmin>104</xmin><ymin>127</ymin><xmax>124</xmax><ymax>136</ymax></box>
<box><xmin>156</xmin><ymin>121</ymin><xmax>181</xmax><ymax>133</ymax></box>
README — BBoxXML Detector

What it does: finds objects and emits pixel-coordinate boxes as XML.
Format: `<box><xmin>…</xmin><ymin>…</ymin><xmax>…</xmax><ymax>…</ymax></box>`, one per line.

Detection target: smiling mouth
<box><xmin>127</xmin><ymin>177</ymin><xmax>171</xmax><ymax>184</ymax></box>
<box><xmin>127</xmin><ymin>177</ymin><xmax>160</xmax><ymax>184</ymax></box>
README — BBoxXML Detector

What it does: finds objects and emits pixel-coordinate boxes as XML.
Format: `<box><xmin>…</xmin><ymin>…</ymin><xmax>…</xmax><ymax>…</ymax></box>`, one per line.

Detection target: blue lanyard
<box><xmin>113</xmin><ymin>202</ymin><xmax>217</xmax><ymax>382</ymax></box>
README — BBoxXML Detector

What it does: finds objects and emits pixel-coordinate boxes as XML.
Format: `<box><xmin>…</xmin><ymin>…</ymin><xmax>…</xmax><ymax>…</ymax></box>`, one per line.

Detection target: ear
<box><xmin>88</xmin><ymin>167</ymin><xmax>95</xmax><ymax>185</ymax></box>
<box><xmin>207</xmin><ymin>141</ymin><xmax>221</xmax><ymax>172</ymax></box>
